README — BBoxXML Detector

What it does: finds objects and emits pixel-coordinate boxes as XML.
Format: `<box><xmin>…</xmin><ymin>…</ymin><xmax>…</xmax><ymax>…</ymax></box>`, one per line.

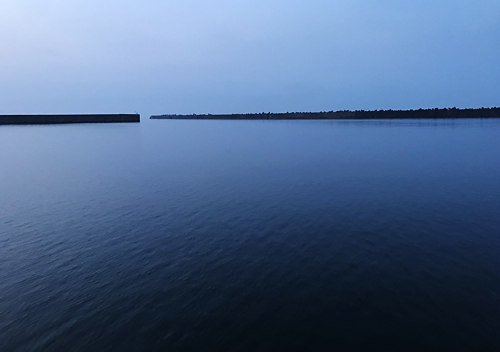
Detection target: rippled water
<box><xmin>1</xmin><ymin>119</ymin><xmax>499</xmax><ymax>351</ymax></box>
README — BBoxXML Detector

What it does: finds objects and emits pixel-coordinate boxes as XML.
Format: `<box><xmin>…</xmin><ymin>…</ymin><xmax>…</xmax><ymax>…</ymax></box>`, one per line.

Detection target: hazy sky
<box><xmin>1</xmin><ymin>0</ymin><xmax>499</xmax><ymax>114</ymax></box>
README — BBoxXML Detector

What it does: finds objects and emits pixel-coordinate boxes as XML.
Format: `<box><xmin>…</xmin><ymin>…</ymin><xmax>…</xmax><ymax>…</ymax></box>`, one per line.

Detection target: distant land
<box><xmin>0</xmin><ymin>114</ymin><xmax>140</xmax><ymax>125</ymax></box>
<box><xmin>151</xmin><ymin>107</ymin><xmax>500</xmax><ymax>120</ymax></box>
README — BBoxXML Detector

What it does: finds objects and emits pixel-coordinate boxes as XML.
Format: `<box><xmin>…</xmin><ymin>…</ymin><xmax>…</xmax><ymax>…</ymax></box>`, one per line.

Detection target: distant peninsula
<box><xmin>151</xmin><ymin>107</ymin><xmax>500</xmax><ymax>120</ymax></box>
<box><xmin>0</xmin><ymin>114</ymin><xmax>140</xmax><ymax>125</ymax></box>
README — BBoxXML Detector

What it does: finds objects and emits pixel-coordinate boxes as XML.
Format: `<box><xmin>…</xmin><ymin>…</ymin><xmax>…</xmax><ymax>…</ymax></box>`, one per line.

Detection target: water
<box><xmin>1</xmin><ymin>119</ymin><xmax>499</xmax><ymax>351</ymax></box>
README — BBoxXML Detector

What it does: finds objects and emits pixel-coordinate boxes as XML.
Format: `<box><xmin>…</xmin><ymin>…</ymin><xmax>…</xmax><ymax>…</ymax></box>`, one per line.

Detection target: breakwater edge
<box><xmin>0</xmin><ymin>114</ymin><xmax>140</xmax><ymax>125</ymax></box>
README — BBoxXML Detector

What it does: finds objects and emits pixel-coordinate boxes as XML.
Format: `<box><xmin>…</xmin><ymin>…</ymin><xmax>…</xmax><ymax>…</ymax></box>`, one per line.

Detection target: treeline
<box><xmin>151</xmin><ymin>107</ymin><xmax>500</xmax><ymax>120</ymax></box>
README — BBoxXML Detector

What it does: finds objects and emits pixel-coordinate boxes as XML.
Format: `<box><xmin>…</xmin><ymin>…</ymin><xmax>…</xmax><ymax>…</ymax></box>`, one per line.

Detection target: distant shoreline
<box><xmin>0</xmin><ymin>114</ymin><xmax>140</xmax><ymax>125</ymax></box>
<box><xmin>151</xmin><ymin>107</ymin><xmax>500</xmax><ymax>120</ymax></box>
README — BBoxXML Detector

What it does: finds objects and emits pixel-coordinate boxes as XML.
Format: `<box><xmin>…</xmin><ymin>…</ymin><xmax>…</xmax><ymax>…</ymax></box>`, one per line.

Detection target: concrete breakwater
<box><xmin>0</xmin><ymin>114</ymin><xmax>140</xmax><ymax>125</ymax></box>
<box><xmin>151</xmin><ymin>107</ymin><xmax>500</xmax><ymax>120</ymax></box>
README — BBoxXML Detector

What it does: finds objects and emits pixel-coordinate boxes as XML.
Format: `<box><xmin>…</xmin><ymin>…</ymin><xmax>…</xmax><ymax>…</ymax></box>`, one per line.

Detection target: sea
<box><xmin>1</xmin><ymin>118</ymin><xmax>499</xmax><ymax>351</ymax></box>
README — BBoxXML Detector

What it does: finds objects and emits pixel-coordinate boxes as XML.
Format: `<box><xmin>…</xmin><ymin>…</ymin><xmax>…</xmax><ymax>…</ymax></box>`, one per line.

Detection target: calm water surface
<box><xmin>1</xmin><ymin>119</ymin><xmax>499</xmax><ymax>351</ymax></box>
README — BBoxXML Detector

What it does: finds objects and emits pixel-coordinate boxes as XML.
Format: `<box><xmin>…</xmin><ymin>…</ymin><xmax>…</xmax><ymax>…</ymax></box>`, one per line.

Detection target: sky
<box><xmin>0</xmin><ymin>0</ymin><xmax>499</xmax><ymax>115</ymax></box>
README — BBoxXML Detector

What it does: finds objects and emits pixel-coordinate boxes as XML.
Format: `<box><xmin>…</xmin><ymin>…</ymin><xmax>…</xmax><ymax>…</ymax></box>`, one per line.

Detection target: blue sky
<box><xmin>1</xmin><ymin>0</ymin><xmax>499</xmax><ymax>114</ymax></box>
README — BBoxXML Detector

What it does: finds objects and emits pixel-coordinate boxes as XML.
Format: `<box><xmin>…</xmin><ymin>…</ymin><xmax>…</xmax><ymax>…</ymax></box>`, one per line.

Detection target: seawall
<box><xmin>151</xmin><ymin>107</ymin><xmax>500</xmax><ymax>120</ymax></box>
<box><xmin>0</xmin><ymin>114</ymin><xmax>140</xmax><ymax>125</ymax></box>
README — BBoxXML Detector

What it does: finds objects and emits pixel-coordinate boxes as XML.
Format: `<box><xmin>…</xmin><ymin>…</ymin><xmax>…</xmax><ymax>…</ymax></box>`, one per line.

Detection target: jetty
<box><xmin>151</xmin><ymin>107</ymin><xmax>500</xmax><ymax>120</ymax></box>
<box><xmin>0</xmin><ymin>114</ymin><xmax>140</xmax><ymax>125</ymax></box>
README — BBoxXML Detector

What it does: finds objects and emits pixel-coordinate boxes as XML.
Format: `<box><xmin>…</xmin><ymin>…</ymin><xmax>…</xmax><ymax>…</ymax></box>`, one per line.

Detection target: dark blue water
<box><xmin>1</xmin><ymin>119</ymin><xmax>499</xmax><ymax>351</ymax></box>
